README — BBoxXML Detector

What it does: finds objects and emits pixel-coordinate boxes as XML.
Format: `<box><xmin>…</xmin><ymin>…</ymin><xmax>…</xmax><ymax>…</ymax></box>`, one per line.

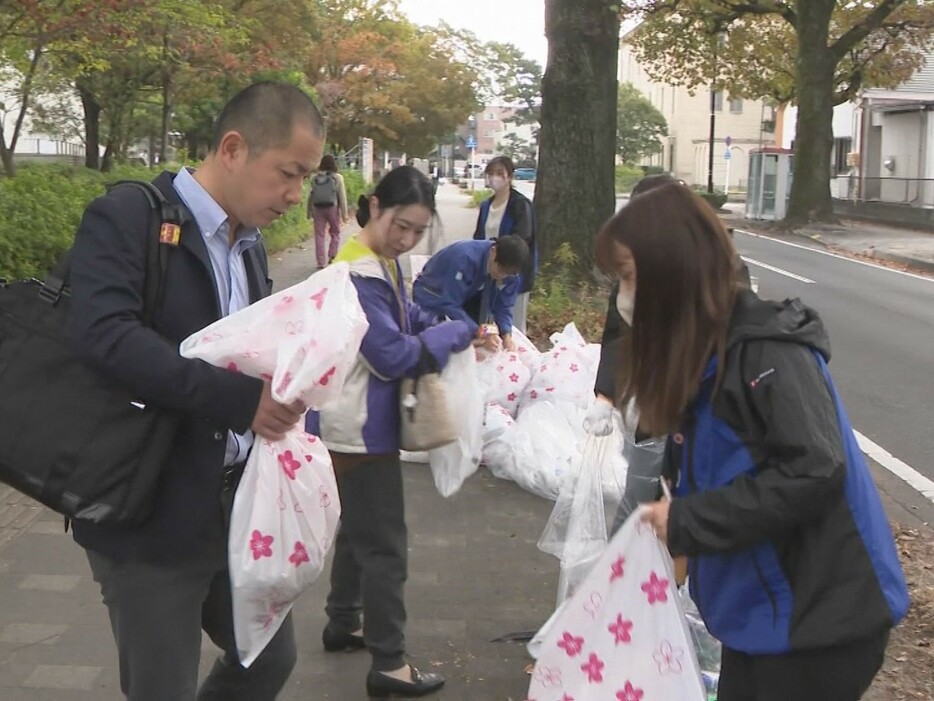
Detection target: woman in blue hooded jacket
<box><xmin>596</xmin><ymin>182</ymin><xmax>909</xmax><ymax>701</ymax></box>
<box><xmin>308</xmin><ymin>166</ymin><xmax>472</xmax><ymax>698</ymax></box>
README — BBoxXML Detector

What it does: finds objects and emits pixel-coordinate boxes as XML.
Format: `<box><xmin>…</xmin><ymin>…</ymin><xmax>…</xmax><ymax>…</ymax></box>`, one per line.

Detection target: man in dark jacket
<box><xmin>472</xmin><ymin>156</ymin><xmax>536</xmax><ymax>333</ymax></box>
<box><xmin>68</xmin><ymin>82</ymin><xmax>325</xmax><ymax>700</ymax></box>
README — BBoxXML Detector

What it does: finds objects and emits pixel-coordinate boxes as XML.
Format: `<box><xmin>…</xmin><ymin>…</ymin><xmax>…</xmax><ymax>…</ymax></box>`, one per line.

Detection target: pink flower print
<box><xmin>531</xmin><ymin>665</ymin><xmax>563</xmax><ymax>688</ymax></box>
<box><xmin>304</xmin><ymin>453</ymin><xmax>314</xmax><ymax>463</ymax></box>
<box><xmin>318</xmin><ymin>366</ymin><xmax>336</xmax><ymax>385</ymax></box>
<box><xmin>540</xmin><ymin>364</ymin><xmax>548</xmax><ymax>372</ymax></box>
<box><xmin>249</xmin><ymin>530</ymin><xmax>274</xmax><ymax>560</ymax></box>
<box><xmin>610</xmin><ymin>556</ymin><xmax>625</xmax><ymax>582</ymax></box>
<box><xmin>580</xmin><ymin>653</ymin><xmax>605</xmax><ymax>683</ymax></box>
<box><xmin>306</xmin><ymin>434</ymin><xmax>318</xmax><ymax>444</ymax></box>
<box><xmin>507</xmin><ymin>392</ymin><xmax>517</xmax><ymax>402</ymax></box>
<box><xmin>277</xmin><ymin>371</ymin><xmax>294</xmax><ymax>393</ymax></box>
<box><xmin>569</xmin><ymin>363</ymin><xmax>579</xmax><ymax>373</ymax></box>
<box><xmin>552</xmin><ymin>351</ymin><xmax>560</xmax><ymax>359</ymax></box>
<box><xmin>319</xmin><ymin>485</ymin><xmax>331</xmax><ymax>508</ymax></box>
<box><xmin>530</xmin><ymin>390</ymin><xmax>538</xmax><ymax>400</ymax></box>
<box><xmin>509</xmin><ymin>354</ymin><xmax>517</xmax><ymax>362</ymax></box>
<box><xmin>497</xmin><ymin>365</ymin><xmax>504</xmax><ymax>372</ymax></box>
<box><xmin>616</xmin><ymin>682</ymin><xmax>644</xmax><ymax>701</ymax></box>
<box><xmin>583</xmin><ymin>592</ymin><xmax>603</xmax><ymax>619</ymax></box>
<box><xmin>560</xmin><ymin>346</ymin><xmax>568</xmax><ymax>351</ymax></box>
<box><xmin>653</xmin><ymin>640</ymin><xmax>685</xmax><ymax>675</ymax></box>
<box><xmin>274</xmin><ymin>295</ymin><xmax>294</xmax><ymax>313</ymax></box>
<box><xmin>285</xmin><ymin>320</ymin><xmax>303</xmax><ymax>335</ymax></box>
<box><xmin>509</xmin><ymin>372</ymin><xmax>520</xmax><ymax>383</ymax></box>
<box><xmin>518</xmin><ymin>347</ymin><xmax>526</xmax><ymax>353</ymax></box>
<box><xmin>608</xmin><ymin>614</ymin><xmax>634</xmax><ymax>645</ymax></box>
<box><xmin>561</xmin><ymin>696</ymin><xmax>575</xmax><ymax>701</ymax></box>
<box><xmin>641</xmin><ymin>571</ymin><xmax>670</xmax><ymax>605</ymax></box>
<box><xmin>278</xmin><ymin>450</ymin><xmax>301</xmax><ymax>480</ymax></box>
<box><xmin>557</xmin><ymin>631</ymin><xmax>585</xmax><ymax>657</ymax></box>
<box><xmin>288</xmin><ymin>541</ymin><xmax>310</xmax><ymax>567</ymax></box>
<box><xmin>309</xmin><ymin>288</ymin><xmax>328</xmax><ymax>310</ymax></box>
<box><xmin>546</xmin><ymin>387</ymin><xmax>555</xmax><ymax>393</ymax></box>
<box><xmin>226</xmin><ymin>361</ymin><xmax>239</xmax><ymax>372</ymax></box>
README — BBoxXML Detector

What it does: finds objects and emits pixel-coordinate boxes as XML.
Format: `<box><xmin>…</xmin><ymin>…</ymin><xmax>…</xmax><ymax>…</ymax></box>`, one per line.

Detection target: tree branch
<box><xmin>831</xmin><ymin>0</ymin><xmax>908</xmax><ymax>60</ymax></box>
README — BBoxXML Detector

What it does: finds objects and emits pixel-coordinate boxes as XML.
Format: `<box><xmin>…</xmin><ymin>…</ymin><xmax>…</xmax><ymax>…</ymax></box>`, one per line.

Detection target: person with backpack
<box><xmin>67</xmin><ymin>82</ymin><xmax>325</xmax><ymax>700</ymax></box>
<box><xmin>307</xmin><ymin>154</ymin><xmax>349</xmax><ymax>267</ymax></box>
<box><xmin>472</xmin><ymin>156</ymin><xmax>536</xmax><ymax>333</ymax></box>
<box><xmin>597</xmin><ymin>181</ymin><xmax>909</xmax><ymax>701</ymax></box>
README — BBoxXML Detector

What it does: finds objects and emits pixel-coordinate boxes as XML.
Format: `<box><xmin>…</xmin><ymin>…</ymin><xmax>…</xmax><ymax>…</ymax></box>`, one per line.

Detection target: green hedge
<box><xmin>0</xmin><ymin>163</ymin><xmax>332</xmax><ymax>281</ymax></box>
<box><xmin>615</xmin><ymin>164</ymin><xmax>645</xmax><ymax>194</ymax></box>
<box><xmin>693</xmin><ymin>187</ymin><xmax>728</xmax><ymax>211</ymax></box>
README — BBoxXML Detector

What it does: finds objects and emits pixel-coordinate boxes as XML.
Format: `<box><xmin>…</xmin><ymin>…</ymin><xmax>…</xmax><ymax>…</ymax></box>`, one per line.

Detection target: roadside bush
<box><xmin>0</xmin><ymin>163</ymin><xmax>153</xmax><ymax>280</ymax></box>
<box><xmin>468</xmin><ymin>188</ymin><xmax>492</xmax><ymax>208</ymax></box>
<box><xmin>615</xmin><ymin>164</ymin><xmax>644</xmax><ymax>194</ymax></box>
<box><xmin>692</xmin><ymin>186</ymin><xmax>728</xmax><ymax>211</ymax></box>
<box><xmin>527</xmin><ymin>242</ymin><xmax>606</xmax><ymax>348</ymax></box>
<box><xmin>640</xmin><ymin>165</ymin><xmax>666</xmax><ymax>176</ymax></box>
<box><xmin>0</xmin><ymin>163</ymin><xmax>324</xmax><ymax>281</ymax></box>
<box><xmin>341</xmin><ymin>169</ymin><xmax>366</xmax><ymax>209</ymax></box>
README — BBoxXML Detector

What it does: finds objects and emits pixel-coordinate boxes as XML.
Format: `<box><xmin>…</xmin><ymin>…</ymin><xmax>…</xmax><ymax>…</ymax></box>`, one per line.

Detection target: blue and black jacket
<box><xmin>666</xmin><ymin>290</ymin><xmax>909</xmax><ymax>655</ymax></box>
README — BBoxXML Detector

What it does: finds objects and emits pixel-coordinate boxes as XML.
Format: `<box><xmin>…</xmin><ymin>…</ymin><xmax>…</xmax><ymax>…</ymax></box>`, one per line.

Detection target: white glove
<box><xmin>583</xmin><ymin>396</ymin><xmax>615</xmax><ymax>437</ymax></box>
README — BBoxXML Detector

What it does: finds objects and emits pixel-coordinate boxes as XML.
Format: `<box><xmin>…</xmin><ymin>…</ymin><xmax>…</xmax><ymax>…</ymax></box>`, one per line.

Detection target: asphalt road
<box><xmin>732</xmin><ymin>230</ymin><xmax>934</xmax><ymax>484</ymax></box>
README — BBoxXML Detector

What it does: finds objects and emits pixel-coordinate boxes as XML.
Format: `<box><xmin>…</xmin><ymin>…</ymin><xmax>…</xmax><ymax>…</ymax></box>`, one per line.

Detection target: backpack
<box><xmin>0</xmin><ymin>180</ymin><xmax>188</xmax><ymax>526</ymax></box>
<box><xmin>311</xmin><ymin>172</ymin><xmax>338</xmax><ymax>207</ymax></box>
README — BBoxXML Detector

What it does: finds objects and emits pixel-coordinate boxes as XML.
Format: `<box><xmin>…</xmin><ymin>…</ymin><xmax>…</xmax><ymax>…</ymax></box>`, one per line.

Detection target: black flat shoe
<box><xmin>321</xmin><ymin>626</ymin><xmax>365</xmax><ymax>653</ymax></box>
<box><xmin>366</xmin><ymin>666</ymin><xmax>445</xmax><ymax>698</ymax></box>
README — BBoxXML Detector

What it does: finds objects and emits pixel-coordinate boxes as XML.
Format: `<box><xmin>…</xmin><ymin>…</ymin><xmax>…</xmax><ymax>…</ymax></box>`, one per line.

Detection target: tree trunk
<box><xmin>0</xmin><ymin>138</ymin><xmax>15</xmax><ymax>177</ymax></box>
<box><xmin>785</xmin><ymin>0</ymin><xmax>836</xmax><ymax>224</ymax></box>
<box><xmin>535</xmin><ymin>0</ymin><xmax>620</xmax><ymax>270</ymax></box>
<box><xmin>78</xmin><ymin>80</ymin><xmax>101</xmax><ymax>170</ymax></box>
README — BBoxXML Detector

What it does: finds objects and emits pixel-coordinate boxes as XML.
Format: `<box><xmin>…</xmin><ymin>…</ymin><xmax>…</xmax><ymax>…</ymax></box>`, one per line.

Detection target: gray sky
<box><xmin>396</xmin><ymin>0</ymin><xmax>548</xmax><ymax>67</ymax></box>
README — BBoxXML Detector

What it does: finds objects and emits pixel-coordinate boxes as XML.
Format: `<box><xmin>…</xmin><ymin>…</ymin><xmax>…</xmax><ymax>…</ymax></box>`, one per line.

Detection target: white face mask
<box><xmin>487</xmin><ymin>175</ymin><xmax>507</xmax><ymax>193</ymax></box>
<box><xmin>616</xmin><ymin>285</ymin><xmax>635</xmax><ymax>326</ymax></box>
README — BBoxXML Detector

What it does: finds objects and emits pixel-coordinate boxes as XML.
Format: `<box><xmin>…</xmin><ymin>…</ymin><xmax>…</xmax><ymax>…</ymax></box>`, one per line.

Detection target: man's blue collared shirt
<box><xmin>173</xmin><ymin>167</ymin><xmax>261</xmax><ymax>466</ymax></box>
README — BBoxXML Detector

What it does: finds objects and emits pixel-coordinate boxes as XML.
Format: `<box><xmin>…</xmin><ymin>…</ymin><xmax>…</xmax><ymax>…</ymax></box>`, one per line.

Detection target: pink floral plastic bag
<box><xmin>180</xmin><ymin>263</ymin><xmax>369</xmax><ymax>666</ymax></box>
<box><xmin>527</xmin><ymin>508</ymin><xmax>706</xmax><ymax>701</ymax></box>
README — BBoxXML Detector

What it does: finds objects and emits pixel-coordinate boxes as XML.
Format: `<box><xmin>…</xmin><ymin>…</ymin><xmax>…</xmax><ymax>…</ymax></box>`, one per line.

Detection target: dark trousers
<box><xmin>718</xmin><ymin>630</ymin><xmax>889</xmax><ymax>701</ymax></box>
<box><xmin>85</xmin><ymin>464</ymin><xmax>297</xmax><ymax>700</ymax></box>
<box><xmin>326</xmin><ymin>453</ymin><xmax>408</xmax><ymax>671</ymax></box>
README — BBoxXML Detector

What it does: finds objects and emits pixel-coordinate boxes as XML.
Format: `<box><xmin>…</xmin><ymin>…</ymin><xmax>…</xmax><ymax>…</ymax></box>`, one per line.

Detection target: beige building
<box><xmin>618</xmin><ymin>34</ymin><xmax>778</xmax><ymax>191</ymax></box>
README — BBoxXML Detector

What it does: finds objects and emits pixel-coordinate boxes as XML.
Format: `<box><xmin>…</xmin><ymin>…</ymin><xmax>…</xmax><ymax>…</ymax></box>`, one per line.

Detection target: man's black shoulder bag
<box><xmin>0</xmin><ymin>180</ymin><xmax>187</xmax><ymax>527</ymax></box>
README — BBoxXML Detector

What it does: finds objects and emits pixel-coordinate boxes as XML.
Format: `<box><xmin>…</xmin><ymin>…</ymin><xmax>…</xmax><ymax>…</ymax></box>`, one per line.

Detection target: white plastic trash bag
<box><xmin>527</xmin><ymin>508</ymin><xmax>707</xmax><ymax>701</ymax></box>
<box><xmin>476</xmin><ymin>350</ymin><xmax>531</xmax><ymax>417</ymax></box>
<box><xmin>427</xmin><ymin>348</ymin><xmax>483</xmax><ymax>497</ymax></box>
<box><xmin>180</xmin><ymin>263</ymin><xmax>369</xmax><ymax>666</ymax></box>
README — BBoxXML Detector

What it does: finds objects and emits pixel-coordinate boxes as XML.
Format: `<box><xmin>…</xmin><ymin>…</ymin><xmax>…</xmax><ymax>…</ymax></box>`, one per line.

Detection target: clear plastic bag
<box><xmin>610</xmin><ymin>433</ymin><xmax>667</xmax><ymax>534</ymax></box>
<box><xmin>426</xmin><ymin>348</ymin><xmax>483</xmax><ymax>497</ymax></box>
<box><xmin>538</xmin><ymin>436</ymin><xmax>610</xmax><ymax>605</ymax></box>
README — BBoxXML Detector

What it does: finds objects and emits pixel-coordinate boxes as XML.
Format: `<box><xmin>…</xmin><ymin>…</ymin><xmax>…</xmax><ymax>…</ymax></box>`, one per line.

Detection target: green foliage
<box><xmin>693</xmin><ymin>186</ymin><xmax>728</xmax><ymax>211</ymax></box>
<box><xmin>0</xmin><ymin>163</ymin><xmax>155</xmax><ymax>280</ymax></box>
<box><xmin>615</xmin><ymin>164</ymin><xmax>645</xmax><ymax>194</ymax></box>
<box><xmin>468</xmin><ymin>188</ymin><xmax>492</xmax><ymax>208</ymax></box>
<box><xmin>617</xmin><ymin>82</ymin><xmax>667</xmax><ymax>164</ymax></box>
<box><xmin>341</xmin><ymin>169</ymin><xmax>367</xmax><ymax>209</ymax></box>
<box><xmin>0</xmin><ymin>163</ymin><xmax>323</xmax><ymax>281</ymax></box>
<box><xmin>527</xmin><ymin>243</ymin><xmax>605</xmax><ymax>347</ymax></box>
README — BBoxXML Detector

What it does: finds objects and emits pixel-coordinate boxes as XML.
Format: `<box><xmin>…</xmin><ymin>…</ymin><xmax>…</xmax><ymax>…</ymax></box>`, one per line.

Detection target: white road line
<box><xmin>734</xmin><ymin>229</ymin><xmax>934</xmax><ymax>283</ymax></box>
<box><xmin>855</xmin><ymin>431</ymin><xmax>934</xmax><ymax>504</ymax></box>
<box><xmin>741</xmin><ymin>257</ymin><xmax>815</xmax><ymax>284</ymax></box>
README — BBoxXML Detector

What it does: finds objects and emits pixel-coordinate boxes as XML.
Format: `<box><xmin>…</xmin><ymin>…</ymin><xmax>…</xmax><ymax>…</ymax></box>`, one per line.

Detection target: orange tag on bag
<box><xmin>159</xmin><ymin>222</ymin><xmax>181</xmax><ymax>245</ymax></box>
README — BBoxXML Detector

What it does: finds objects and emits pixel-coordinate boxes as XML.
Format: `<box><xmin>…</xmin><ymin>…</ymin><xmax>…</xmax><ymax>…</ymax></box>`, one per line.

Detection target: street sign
<box><xmin>466</xmin><ymin>135</ymin><xmax>477</xmax><ymax>149</ymax></box>
<box><xmin>724</xmin><ymin>148</ymin><xmax>732</xmax><ymax>160</ymax></box>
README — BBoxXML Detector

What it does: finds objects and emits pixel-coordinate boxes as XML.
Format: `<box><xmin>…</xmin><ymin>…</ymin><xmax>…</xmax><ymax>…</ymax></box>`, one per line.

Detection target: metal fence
<box><xmin>834</xmin><ymin>176</ymin><xmax>934</xmax><ymax>208</ymax></box>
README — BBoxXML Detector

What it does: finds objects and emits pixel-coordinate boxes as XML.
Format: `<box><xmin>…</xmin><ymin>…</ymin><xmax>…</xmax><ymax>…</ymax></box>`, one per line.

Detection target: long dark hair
<box><xmin>594</xmin><ymin>183</ymin><xmax>738</xmax><ymax>435</ymax></box>
<box><xmin>319</xmin><ymin>154</ymin><xmax>338</xmax><ymax>173</ymax></box>
<box><xmin>356</xmin><ymin>165</ymin><xmax>436</xmax><ymax>227</ymax></box>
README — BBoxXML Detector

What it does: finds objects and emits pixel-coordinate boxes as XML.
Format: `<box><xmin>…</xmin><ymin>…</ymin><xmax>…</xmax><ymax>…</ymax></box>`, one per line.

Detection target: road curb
<box><xmin>862</xmin><ymin>249</ymin><xmax>934</xmax><ymax>275</ymax></box>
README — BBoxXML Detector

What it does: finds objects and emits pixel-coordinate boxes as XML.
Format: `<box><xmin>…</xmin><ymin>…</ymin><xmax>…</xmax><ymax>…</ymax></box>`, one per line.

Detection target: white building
<box><xmin>618</xmin><ymin>33</ymin><xmax>778</xmax><ymax>192</ymax></box>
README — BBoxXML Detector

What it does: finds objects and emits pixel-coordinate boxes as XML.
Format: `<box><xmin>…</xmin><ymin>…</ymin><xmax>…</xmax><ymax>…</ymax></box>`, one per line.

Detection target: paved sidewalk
<box><xmin>723</xmin><ymin>211</ymin><xmax>934</xmax><ymax>274</ymax></box>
